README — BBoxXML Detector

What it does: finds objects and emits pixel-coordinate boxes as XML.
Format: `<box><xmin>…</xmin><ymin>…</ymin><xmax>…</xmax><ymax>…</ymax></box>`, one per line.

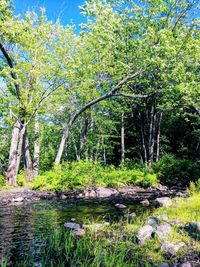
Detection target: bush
<box><xmin>32</xmin><ymin>161</ymin><xmax>158</xmax><ymax>192</ymax></box>
<box><xmin>153</xmin><ymin>154</ymin><xmax>200</xmax><ymax>186</ymax></box>
<box><xmin>0</xmin><ymin>175</ymin><xmax>5</xmax><ymax>189</ymax></box>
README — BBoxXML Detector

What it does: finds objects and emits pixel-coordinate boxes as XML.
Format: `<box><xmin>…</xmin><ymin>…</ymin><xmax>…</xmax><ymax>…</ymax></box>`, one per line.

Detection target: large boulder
<box><xmin>96</xmin><ymin>187</ymin><xmax>118</xmax><ymax>198</ymax></box>
<box><xmin>161</xmin><ymin>241</ymin><xmax>186</xmax><ymax>255</ymax></box>
<box><xmin>137</xmin><ymin>225</ymin><xmax>154</xmax><ymax>244</ymax></box>
<box><xmin>155</xmin><ymin>197</ymin><xmax>172</xmax><ymax>207</ymax></box>
<box><xmin>154</xmin><ymin>223</ymin><xmax>172</xmax><ymax>239</ymax></box>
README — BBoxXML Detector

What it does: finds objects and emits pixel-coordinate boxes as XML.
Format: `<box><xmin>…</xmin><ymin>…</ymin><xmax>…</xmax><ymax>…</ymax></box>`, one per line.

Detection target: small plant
<box><xmin>0</xmin><ymin>174</ymin><xmax>5</xmax><ymax>189</ymax></box>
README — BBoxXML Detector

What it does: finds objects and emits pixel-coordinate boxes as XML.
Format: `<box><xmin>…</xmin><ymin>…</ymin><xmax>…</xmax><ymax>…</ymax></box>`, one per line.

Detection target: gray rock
<box><xmin>160</xmin><ymin>263</ymin><xmax>169</xmax><ymax>267</ymax></box>
<box><xmin>96</xmin><ymin>187</ymin><xmax>118</xmax><ymax>198</ymax></box>
<box><xmin>155</xmin><ymin>197</ymin><xmax>172</xmax><ymax>207</ymax></box>
<box><xmin>64</xmin><ymin>222</ymin><xmax>81</xmax><ymax>230</ymax></box>
<box><xmin>12</xmin><ymin>197</ymin><xmax>24</xmax><ymax>202</ymax></box>
<box><xmin>181</xmin><ymin>262</ymin><xmax>192</xmax><ymax>267</ymax></box>
<box><xmin>148</xmin><ymin>217</ymin><xmax>159</xmax><ymax>226</ymax></box>
<box><xmin>70</xmin><ymin>218</ymin><xmax>76</xmax><ymax>222</ymax></box>
<box><xmin>115</xmin><ymin>203</ymin><xmax>127</xmax><ymax>210</ymax></box>
<box><xmin>140</xmin><ymin>199</ymin><xmax>150</xmax><ymax>206</ymax></box>
<box><xmin>157</xmin><ymin>214</ymin><xmax>169</xmax><ymax>221</ymax></box>
<box><xmin>161</xmin><ymin>242</ymin><xmax>186</xmax><ymax>255</ymax></box>
<box><xmin>137</xmin><ymin>225</ymin><xmax>154</xmax><ymax>244</ymax></box>
<box><xmin>154</xmin><ymin>223</ymin><xmax>172</xmax><ymax>239</ymax></box>
<box><xmin>72</xmin><ymin>228</ymin><xmax>85</xmax><ymax>237</ymax></box>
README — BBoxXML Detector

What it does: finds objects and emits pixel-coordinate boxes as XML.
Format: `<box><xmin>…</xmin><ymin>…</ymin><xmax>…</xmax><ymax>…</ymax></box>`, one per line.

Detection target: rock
<box><xmin>160</xmin><ymin>263</ymin><xmax>169</xmax><ymax>267</ymax></box>
<box><xmin>148</xmin><ymin>217</ymin><xmax>159</xmax><ymax>226</ymax></box>
<box><xmin>72</xmin><ymin>228</ymin><xmax>85</xmax><ymax>238</ymax></box>
<box><xmin>176</xmin><ymin>192</ymin><xmax>185</xmax><ymax>197</ymax></box>
<box><xmin>154</xmin><ymin>223</ymin><xmax>172</xmax><ymax>239</ymax></box>
<box><xmin>153</xmin><ymin>184</ymin><xmax>168</xmax><ymax>191</ymax></box>
<box><xmin>12</xmin><ymin>197</ymin><xmax>24</xmax><ymax>202</ymax></box>
<box><xmin>181</xmin><ymin>262</ymin><xmax>192</xmax><ymax>267</ymax></box>
<box><xmin>64</xmin><ymin>222</ymin><xmax>81</xmax><ymax>230</ymax></box>
<box><xmin>70</xmin><ymin>218</ymin><xmax>76</xmax><ymax>222</ymax></box>
<box><xmin>60</xmin><ymin>194</ymin><xmax>67</xmax><ymax>200</ymax></box>
<box><xmin>157</xmin><ymin>214</ymin><xmax>169</xmax><ymax>221</ymax></box>
<box><xmin>187</xmin><ymin>221</ymin><xmax>200</xmax><ymax>233</ymax></box>
<box><xmin>115</xmin><ymin>203</ymin><xmax>127</xmax><ymax>210</ymax></box>
<box><xmin>155</xmin><ymin>197</ymin><xmax>172</xmax><ymax>207</ymax></box>
<box><xmin>125</xmin><ymin>212</ymin><xmax>136</xmax><ymax>219</ymax></box>
<box><xmin>96</xmin><ymin>187</ymin><xmax>118</xmax><ymax>198</ymax></box>
<box><xmin>140</xmin><ymin>199</ymin><xmax>150</xmax><ymax>206</ymax></box>
<box><xmin>137</xmin><ymin>225</ymin><xmax>154</xmax><ymax>244</ymax></box>
<box><xmin>161</xmin><ymin>242</ymin><xmax>186</xmax><ymax>255</ymax></box>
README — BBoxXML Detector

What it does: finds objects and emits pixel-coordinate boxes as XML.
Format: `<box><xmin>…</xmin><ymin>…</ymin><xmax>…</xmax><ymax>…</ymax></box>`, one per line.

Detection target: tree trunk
<box><xmin>55</xmin><ymin>125</ymin><xmax>70</xmax><ymax>164</ymax></box>
<box><xmin>148</xmin><ymin>104</ymin><xmax>155</xmax><ymax>167</ymax></box>
<box><xmin>156</xmin><ymin>112</ymin><xmax>163</xmax><ymax>162</ymax></box>
<box><xmin>95</xmin><ymin>137</ymin><xmax>101</xmax><ymax>162</ymax></box>
<box><xmin>121</xmin><ymin>112</ymin><xmax>125</xmax><ymax>164</ymax></box>
<box><xmin>102</xmin><ymin>137</ymin><xmax>106</xmax><ymax>164</ymax></box>
<box><xmin>33</xmin><ymin>117</ymin><xmax>40</xmax><ymax>177</ymax></box>
<box><xmin>15</xmin><ymin>125</ymin><xmax>25</xmax><ymax>181</ymax></box>
<box><xmin>6</xmin><ymin>121</ymin><xmax>21</xmax><ymax>186</ymax></box>
<box><xmin>22</xmin><ymin>131</ymin><xmax>33</xmax><ymax>182</ymax></box>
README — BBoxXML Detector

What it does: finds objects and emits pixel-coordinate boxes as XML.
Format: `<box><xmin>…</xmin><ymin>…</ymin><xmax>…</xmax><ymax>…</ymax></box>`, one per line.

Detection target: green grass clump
<box><xmin>0</xmin><ymin>174</ymin><xmax>5</xmax><ymax>189</ymax></box>
<box><xmin>32</xmin><ymin>161</ymin><xmax>158</xmax><ymax>192</ymax></box>
<box><xmin>155</xmin><ymin>193</ymin><xmax>200</xmax><ymax>223</ymax></box>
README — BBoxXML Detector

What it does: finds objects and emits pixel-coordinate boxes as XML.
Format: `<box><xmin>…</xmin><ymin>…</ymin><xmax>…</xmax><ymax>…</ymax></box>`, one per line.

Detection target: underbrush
<box><xmin>32</xmin><ymin>161</ymin><xmax>158</xmax><ymax>192</ymax></box>
<box><xmin>152</xmin><ymin>154</ymin><xmax>200</xmax><ymax>186</ymax></box>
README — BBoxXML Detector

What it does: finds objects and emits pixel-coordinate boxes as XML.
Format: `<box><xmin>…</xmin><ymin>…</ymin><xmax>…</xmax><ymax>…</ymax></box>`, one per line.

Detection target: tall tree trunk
<box><xmin>55</xmin><ymin>125</ymin><xmax>70</xmax><ymax>164</ymax></box>
<box><xmin>156</xmin><ymin>112</ymin><xmax>163</xmax><ymax>162</ymax></box>
<box><xmin>33</xmin><ymin>117</ymin><xmax>40</xmax><ymax>177</ymax></box>
<box><xmin>102</xmin><ymin>137</ymin><xmax>106</xmax><ymax>165</ymax></box>
<box><xmin>6</xmin><ymin>121</ymin><xmax>21</xmax><ymax>186</ymax></box>
<box><xmin>15</xmin><ymin>125</ymin><xmax>25</xmax><ymax>181</ymax></box>
<box><xmin>95</xmin><ymin>137</ymin><xmax>101</xmax><ymax>163</ymax></box>
<box><xmin>22</xmin><ymin>131</ymin><xmax>33</xmax><ymax>182</ymax></box>
<box><xmin>121</xmin><ymin>112</ymin><xmax>125</xmax><ymax>164</ymax></box>
<box><xmin>148</xmin><ymin>104</ymin><xmax>155</xmax><ymax>167</ymax></box>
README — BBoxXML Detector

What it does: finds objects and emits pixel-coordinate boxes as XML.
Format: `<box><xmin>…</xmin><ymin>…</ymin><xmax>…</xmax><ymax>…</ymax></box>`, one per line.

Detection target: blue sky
<box><xmin>13</xmin><ymin>0</ymin><xmax>86</xmax><ymax>27</ymax></box>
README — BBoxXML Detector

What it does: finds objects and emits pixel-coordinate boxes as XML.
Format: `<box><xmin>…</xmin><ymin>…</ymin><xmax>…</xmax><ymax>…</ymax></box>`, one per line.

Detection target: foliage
<box><xmin>32</xmin><ymin>161</ymin><xmax>158</xmax><ymax>191</ymax></box>
<box><xmin>0</xmin><ymin>174</ymin><xmax>5</xmax><ymax>188</ymax></box>
<box><xmin>153</xmin><ymin>154</ymin><xmax>200</xmax><ymax>186</ymax></box>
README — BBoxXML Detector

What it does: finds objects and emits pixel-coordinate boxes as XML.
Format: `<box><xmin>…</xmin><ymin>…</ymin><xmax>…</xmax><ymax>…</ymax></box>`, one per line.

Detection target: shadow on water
<box><xmin>0</xmin><ymin>199</ymin><xmax>153</xmax><ymax>265</ymax></box>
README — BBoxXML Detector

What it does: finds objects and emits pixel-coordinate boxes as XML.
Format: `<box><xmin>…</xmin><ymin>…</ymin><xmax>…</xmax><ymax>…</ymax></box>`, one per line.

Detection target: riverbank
<box><xmin>1</xmin><ymin>192</ymin><xmax>199</xmax><ymax>267</ymax></box>
<box><xmin>0</xmin><ymin>185</ymin><xmax>187</xmax><ymax>206</ymax></box>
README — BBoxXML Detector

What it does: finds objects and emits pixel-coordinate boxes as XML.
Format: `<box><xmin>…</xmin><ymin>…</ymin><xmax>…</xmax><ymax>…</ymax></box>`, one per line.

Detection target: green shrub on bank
<box><xmin>0</xmin><ymin>175</ymin><xmax>5</xmax><ymax>188</ymax></box>
<box><xmin>32</xmin><ymin>161</ymin><xmax>158</xmax><ymax>192</ymax></box>
<box><xmin>153</xmin><ymin>154</ymin><xmax>200</xmax><ymax>186</ymax></box>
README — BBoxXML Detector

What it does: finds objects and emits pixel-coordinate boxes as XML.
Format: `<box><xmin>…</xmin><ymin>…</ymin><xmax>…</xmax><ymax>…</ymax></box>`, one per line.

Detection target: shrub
<box><xmin>153</xmin><ymin>154</ymin><xmax>199</xmax><ymax>186</ymax></box>
<box><xmin>32</xmin><ymin>161</ymin><xmax>158</xmax><ymax>192</ymax></box>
